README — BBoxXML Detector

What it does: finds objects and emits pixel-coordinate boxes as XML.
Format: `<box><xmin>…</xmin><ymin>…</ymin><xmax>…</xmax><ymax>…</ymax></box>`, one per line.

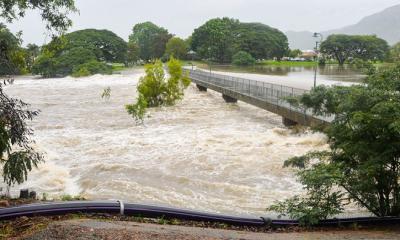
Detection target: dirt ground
<box><xmin>17</xmin><ymin>219</ymin><xmax>400</xmax><ymax>240</ymax></box>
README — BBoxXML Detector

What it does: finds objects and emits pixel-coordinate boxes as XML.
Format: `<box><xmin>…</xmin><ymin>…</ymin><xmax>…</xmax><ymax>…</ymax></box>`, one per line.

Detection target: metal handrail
<box><xmin>187</xmin><ymin>69</ymin><xmax>333</xmax><ymax>123</ymax></box>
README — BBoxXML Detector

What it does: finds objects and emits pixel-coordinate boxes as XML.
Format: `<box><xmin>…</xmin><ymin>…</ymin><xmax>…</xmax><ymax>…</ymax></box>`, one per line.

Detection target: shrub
<box><xmin>72</xmin><ymin>60</ymin><xmax>112</xmax><ymax>77</ymax></box>
<box><xmin>268</xmin><ymin>65</ymin><xmax>400</xmax><ymax>225</ymax></box>
<box><xmin>32</xmin><ymin>47</ymin><xmax>97</xmax><ymax>77</ymax></box>
<box><xmin>232</xmin><ymin>51</ymin><xmax>256</xmax><ymax>66</ymax></box>
<box><xmin>126</xmin><ymin>57</ymin><xmax>190</xmax><ymax>123</ymax></box>
<box><xmin>72</xmin><ymin>67</ymin><xmax>90</xmax><ymax>77</ymax></box>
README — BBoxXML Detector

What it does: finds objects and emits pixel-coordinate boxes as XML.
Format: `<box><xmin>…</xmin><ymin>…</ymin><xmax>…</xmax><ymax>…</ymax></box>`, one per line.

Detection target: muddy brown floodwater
<box><xmin>3</xmin><ymin>69</ymin><xmax>331</xmax><ymax>217</ymax></box>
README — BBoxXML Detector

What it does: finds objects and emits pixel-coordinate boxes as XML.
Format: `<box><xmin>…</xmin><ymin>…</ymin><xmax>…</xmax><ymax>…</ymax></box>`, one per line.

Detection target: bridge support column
<box><xmin>196</xmin><ymin>84</ymin><xmax>207</xmax><ymax>92</ymax></box>
<box><xmin>282</xmin><ymin>117</ymin><xmax>298</xmax><ymax>127</ymax></box>
<box><xmin>222</xmin><ymin>94</ymin><xmax>238</xmax><ymax>103</ymax></box>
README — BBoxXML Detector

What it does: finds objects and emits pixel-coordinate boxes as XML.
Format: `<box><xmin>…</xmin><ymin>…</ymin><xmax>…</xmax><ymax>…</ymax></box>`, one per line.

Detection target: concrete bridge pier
<box><xmin>196</xmin><ymin>84</ymin><xmax>208</xmax><ymax>92</ymax></box>
<box><xmin>222</xmin><ymin>94</ymin><xmax>238</xmax><ymax>103</ymax></box>
<box><xmin>282</xmin><ymin>117</ymin><xmax>298</xmax><ymax>127</ymax></box>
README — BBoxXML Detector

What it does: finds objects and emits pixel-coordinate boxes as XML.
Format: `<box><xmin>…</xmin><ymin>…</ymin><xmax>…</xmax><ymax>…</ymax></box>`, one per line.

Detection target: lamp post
<box><xmin>208</xmin><ymin>47</ymin><xmax>212</xmax><ymax>74</ymax></box>
<box><xmin>312</xmin><ymin>32</ymin><xmax>323</xmax><ymax>88</ymax></box>
<box><xmin>188</xmin><ymin>50</ymin><xmax>196</xmax><ymax>70</ymax></box>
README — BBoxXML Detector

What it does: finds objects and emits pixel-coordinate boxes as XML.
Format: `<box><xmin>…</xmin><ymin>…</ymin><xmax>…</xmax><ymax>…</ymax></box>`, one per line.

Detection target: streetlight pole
<box><xmin>313</xmin><ymin>32</ymin><xmax>323</xmax><ymax>88</ymax></box>
<box><xmin>188</xmin><ymin>50</ymin><xmax>196</xmax><ymax>70</ymax></box>
<box><xmin>208</xmin><ymin>47</ymin><xmax>212</xmax><ymax>74</ymax></box>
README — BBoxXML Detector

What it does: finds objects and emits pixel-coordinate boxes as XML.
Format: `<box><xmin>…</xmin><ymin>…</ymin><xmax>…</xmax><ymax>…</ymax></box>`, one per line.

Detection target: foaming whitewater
<box><xmin>3</xmin><ymin>69</ymin><xmax>329</xmax><ymax>216</ymax></box>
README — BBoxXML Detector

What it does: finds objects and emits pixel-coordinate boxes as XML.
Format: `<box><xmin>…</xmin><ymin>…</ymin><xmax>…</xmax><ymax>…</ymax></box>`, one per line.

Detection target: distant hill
<box><xmin>287</xmin><ymin>4</ymin><xmax>400</xmax><ymax>50</ymax></box>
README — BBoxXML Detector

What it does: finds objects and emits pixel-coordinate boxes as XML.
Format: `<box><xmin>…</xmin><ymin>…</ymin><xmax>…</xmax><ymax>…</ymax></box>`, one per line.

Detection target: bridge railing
<box><xmin>187</xmin><ymin>69</ymin><xmax>332</xmax><ymax>123</ymax></box>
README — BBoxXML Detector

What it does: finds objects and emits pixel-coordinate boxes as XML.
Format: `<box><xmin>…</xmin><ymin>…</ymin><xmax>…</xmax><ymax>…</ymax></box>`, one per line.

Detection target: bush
<box><xmin>72</xmin><ymin>60</ymin><xmax>112</xmax><ymax>77</ymax></box>
<box><xmin>32</xmin><ymin>47</ymin><xmax>97</xmax><ymax>77</ymax></box>
<box><xmin>72</xmin><ymin>67</ymin><xmax>90</xmax><ymax>77</ymax></box>
<box><xmin>232</xmin><ymin>51</ymin><xmax>256</xmax><ymax>66</ymax></box>
<box><xmin>269</xmin><ymin>65</ymin><xmax>400</xmax><ymax>225</ymax></box>
<box><xmin>126</xmin><ymin>57</ymin><xmax>190</xmax><ymax>123</ymax></box>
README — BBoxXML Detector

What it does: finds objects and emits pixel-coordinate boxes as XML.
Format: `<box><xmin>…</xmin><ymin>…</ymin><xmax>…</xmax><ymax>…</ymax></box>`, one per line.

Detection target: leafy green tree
<box><xmin>389</xmin><ymin>42</ymin><xmax>400</xmax><ymax>62</ymax></box>
<box><xmin>0</xmin><ymin>80</ymin><xmax>43</xmax><ymax>186</ymax></box>
<box><xmin>288</xmin><ymin>49</ymin><xmax>302</xmax><ymax>58</ymax></box>
<box><xmin>0</xmin><ymin>24</ymin><xmax>26</xmax><ymax>75</ymax></box>
<box><xmin>269</xmin><ymin>65</ymin><xmax>400</xmax><ymax>225</ymax></box>
<box><xmin>24</xmin><ymin>43</ymin><xmax>40</xmax><ymax>71</ymax></box>
<box><xmin>0</xmin><ymin>0</ymin><xmax>76</xmax><ymax>33</ymax></box>
<box><xmin>126</xmin><ymin>57</ymin><xmax>190</xmax><ymax>122</ymax></box>
<box><xmin>72</xmin><ymin>60</ymin><xmax>112</xmax><ymax>77</ymax></box>
<box><xmin>320</xmin><ymin>34</ymin><xmax>390</xmax><ymax>65</ymax></box>
<box><xmin>33</xmin><ymin>29</ymin><xmax>126</xmax><ymax>77</ymax></box>
<box><xmin>129</xmin><ymin>22</ymin><xmax>172</xmax><ymax>61</ymax></box>
<box><xmin>232</xmin><ymin>51</ymin><xmax>255</xmax><ymax>66</ymax></box>
<box><xmin>126</xmin><ymin>42</ymin><xmax>140</xmax><ymax>66</ymax></box>
<box><xmin>64</xmin><ymin>29</ymin><xmax>128</xmax><ymax>63</ymax></box>
<box><xmin>235</xmin><ymin>22</ymin><xmax>288</xmax><ymax>60</ymax></box>
<box><xmin>165</xmin><ymin>37</ymin><xmax>188</xmax><ymax>60</ymax></box>
<box><xmin>191</xmin><ymin>18</ymin><xmax>288</xmax><ymax>63</ymax></box>
<box><xmin>191</xmin><ymin>18</ymin><xmax>239</xmax><ymax>63</ymax></box>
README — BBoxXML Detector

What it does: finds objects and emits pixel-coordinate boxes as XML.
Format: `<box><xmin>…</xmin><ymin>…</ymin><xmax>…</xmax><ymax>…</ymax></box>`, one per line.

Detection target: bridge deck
<box><xmin>188</xmin><ymin>69</ymin><xmax>330</xmax><ymax>127</ymax></box>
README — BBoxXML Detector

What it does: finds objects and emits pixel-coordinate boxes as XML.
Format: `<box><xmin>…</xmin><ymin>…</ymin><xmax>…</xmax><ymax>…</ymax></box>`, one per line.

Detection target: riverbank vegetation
<box><xmin>32</xmin><ymin>29</ymin><xmax>126</xmax><ymax>77</ymax></box>
<box><xmin>320</xmin><ymin>34</ymin><xmax>390</xmax><ymax>65</ymax></box>
<box><xmin>269</xmin><ymin>64</ymin><xmax>400</xmax><ymax>225</ymax></box>
<box><xmin>126</xmin><ymin>57</ymin><xmax>190</xmax><ymax>123</ymax></box>
<box><xmin>191</xmin><ymin>18</ymin><xmax>288</xmax><ymax>64</ymax></box>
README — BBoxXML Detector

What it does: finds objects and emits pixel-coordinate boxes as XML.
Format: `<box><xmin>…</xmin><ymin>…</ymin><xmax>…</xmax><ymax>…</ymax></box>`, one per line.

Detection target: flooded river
<box><xmin>3</xmin><ymin>69</ymin><xmax>329</xmax><ymax>217</ymax></box>
<box><xmin>201</xmin><ymin>64</ymin><xmax>364</xmax><ymax>89</ymax></box>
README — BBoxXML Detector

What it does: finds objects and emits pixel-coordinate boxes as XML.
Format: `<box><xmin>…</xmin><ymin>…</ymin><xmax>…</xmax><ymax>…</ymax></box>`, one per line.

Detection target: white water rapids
<box><xmin>2</xmin><ymin>69</ymin><xmax>329</xmax><ymax>216</ymax></box>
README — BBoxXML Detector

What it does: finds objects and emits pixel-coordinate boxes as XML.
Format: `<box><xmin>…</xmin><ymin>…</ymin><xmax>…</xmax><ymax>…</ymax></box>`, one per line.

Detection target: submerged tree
<box><xmin>126</xmin><ymin>57</ymin><xmax>190</xmax><ymax>123</ymax></box>
<box><xmin>268</xmin><ymin>65</ymin><xmax>400</xmax><ymax>225</ymax></box>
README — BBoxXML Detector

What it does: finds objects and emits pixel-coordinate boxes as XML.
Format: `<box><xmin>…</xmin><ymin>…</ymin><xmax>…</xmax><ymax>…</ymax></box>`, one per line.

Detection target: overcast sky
<box><xmin>4</xmin><ymin>0</ymin><xmax>400</xmax><ymax>46</ymax></box>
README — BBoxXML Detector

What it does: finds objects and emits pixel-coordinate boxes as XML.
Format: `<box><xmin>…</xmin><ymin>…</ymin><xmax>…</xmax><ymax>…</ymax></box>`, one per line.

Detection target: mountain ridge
<box><xmin>287</xmin><ymin>4</ymin><xmax>400</xmax><ymax>50</ymax></box>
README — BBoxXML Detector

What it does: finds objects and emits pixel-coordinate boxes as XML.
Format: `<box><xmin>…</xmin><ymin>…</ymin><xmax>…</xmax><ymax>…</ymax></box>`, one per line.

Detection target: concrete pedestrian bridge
<box><xmin>188</xmin><ymin>69</ymin><xmax>330</xmax><ymax>127</ymax></box>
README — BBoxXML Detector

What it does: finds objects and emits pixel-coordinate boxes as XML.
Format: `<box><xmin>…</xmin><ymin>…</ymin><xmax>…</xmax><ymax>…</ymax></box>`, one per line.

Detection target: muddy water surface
<box><xmin>3</xmin><ymin>69</ymin><xmax>328</xmax><ymax>216</ymax></box>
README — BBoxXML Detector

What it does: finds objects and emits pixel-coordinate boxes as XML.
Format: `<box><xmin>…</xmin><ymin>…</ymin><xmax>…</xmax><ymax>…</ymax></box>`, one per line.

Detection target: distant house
<box><xmin>300</xmin><ymin>50</ymin><xmax>317</xmax><ymax>60</ymax></box>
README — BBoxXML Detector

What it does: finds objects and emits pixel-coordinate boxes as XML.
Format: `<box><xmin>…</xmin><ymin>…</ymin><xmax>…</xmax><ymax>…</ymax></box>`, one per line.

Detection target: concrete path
<box><xmin>23</xmin><ymin>219</ymin><xmax>400</xmax><ymax>240</ymax></box>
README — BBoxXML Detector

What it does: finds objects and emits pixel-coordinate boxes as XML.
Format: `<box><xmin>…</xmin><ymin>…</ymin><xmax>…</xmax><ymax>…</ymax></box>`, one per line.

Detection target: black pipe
<box><xmin>1</xmin><ymin>201</ymin><xmax>400</xmax><ymax>227</ymax></box>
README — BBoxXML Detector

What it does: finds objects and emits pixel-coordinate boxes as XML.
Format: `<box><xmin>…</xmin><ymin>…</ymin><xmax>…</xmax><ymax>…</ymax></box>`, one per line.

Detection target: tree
<box><xmin>288</xmin><ymin>49</ymin><xmax>302</xmax><ymax>58</ymax></box>
<box><xmin>232</xmin><ymin>51</ymin><xmax>255</xmax><ymax>66</ymax></box>
<box><xmin>64</xmin><ymin>29</ymin><xmax>128</xmax><ymax>63</ymax></box>
<box><xmin>129</xmin><ymin>22</ymin><xmax>172</xmax><ymax>61</ymax></box>
<box><xmin>320</xmin><ymin>34</ymin><xmax>390</xmax><ymax>65</ymax></box>
<box><xmin>72</xmin><ymin>60</ymin><xmax>112</xmax><ymax>77</ymax></box>
<box><xmin>191</xmin><ymin>18</ymin><xmax>288</xmax><ymax>63</ymax></box>
<box><xmin>32</xmin><ymin>46</ymin><xmax>98</xmax><ymax>77</ymax></box>
<box><xmin>0</xmin><ymin>0</ymin><xmax>76</xmax><ymax>186</ymax></box>
<box><xmin>25</xmin><ymin>43</ymin><xmax>40</xmax><ymax>71</ymax></box>
<box><xmin>191</xmin><ymin>18</ymin><xmax>239</xmax><ymax>63</ymax></box>
<box><xmin>269</xmin><ymin>65</ymin><xmax>400</xmax><ymax>225</ymax></box>
<box><xmin>165</xmin><ymin>37</ymin><xmax>188</xmax><ymax>60</ymax></box>
<box><xmin>0</xmin><ymin>0</ymin><xmax>76</xmax><ymax>33</ymax></box>
<box><xmin>235</xmin><ymin>22</ymin><xmax>288</xmax><ymax>60</ymax></box>
<box><xmin>389</xmin><ymin>42</ymin><xmax>400</xmax><ymax>62</ymax></box>
<box><xmin>126</xmin><ymin>57</ymin><xmax>191</xmax><ymax>122</ymax></box>
<box><xmin>126</xmin><ymin>42</ymin><xmax>140</xmax><ymax>66</ymax></box>
<box><xmin>0</xmin><ymin>23</ymin><xmax>26</xmax><ymax>75</ymax></box>
<box><xmin>0</xmin><ymin>80</ymin><xmax>43</xmax><ymax>186</ymax></box>
<box><xmin>33</xmin><ymin>29</ymin><xmax>126</xmax><ymax>77</ymax></box>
